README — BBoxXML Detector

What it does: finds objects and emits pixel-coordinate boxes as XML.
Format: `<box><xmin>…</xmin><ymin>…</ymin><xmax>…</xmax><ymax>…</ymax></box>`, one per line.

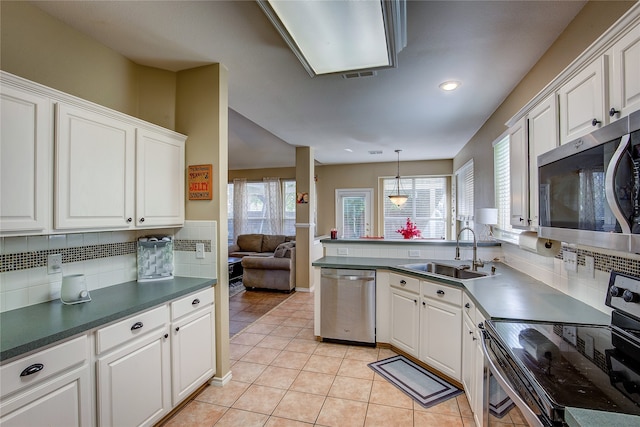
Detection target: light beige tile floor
<box><xmin>162</xmin><ymin>291</ymin><xmax>528</xmax><ymax>427</ymax></box>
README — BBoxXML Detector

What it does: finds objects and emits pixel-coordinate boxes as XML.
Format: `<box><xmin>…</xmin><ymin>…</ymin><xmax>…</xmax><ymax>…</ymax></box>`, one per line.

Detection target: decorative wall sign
<box><xmin>188</xmin><ymin>164</ymin><xmax>212</xmax><ymax>200</ymax></box>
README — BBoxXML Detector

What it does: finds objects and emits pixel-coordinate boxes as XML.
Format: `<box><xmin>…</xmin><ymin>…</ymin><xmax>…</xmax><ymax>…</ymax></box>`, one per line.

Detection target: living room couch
<box><xmin>229</xmin><ymin>234</ymin><xmax>296</xmax><ymax>292</ymax></box>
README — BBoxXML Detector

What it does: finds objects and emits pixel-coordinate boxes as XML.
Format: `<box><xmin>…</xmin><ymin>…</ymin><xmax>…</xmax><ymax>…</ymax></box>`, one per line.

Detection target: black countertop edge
<box><xmin>319</xmin><ymin>238</ymin><xmax>501</xmax><ymax>246</ymax></box>
<box><xmin>0</xmin><ymin>277</ymin><xmax>216</xmax><ymax>362</ymax></box>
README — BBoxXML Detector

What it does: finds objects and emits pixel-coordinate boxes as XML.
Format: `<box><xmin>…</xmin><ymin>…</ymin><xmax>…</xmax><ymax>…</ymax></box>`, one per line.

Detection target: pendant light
<box><xmin>388</xmin><ymin>149</ymin><xmax>409</xmax><ymax>207</ymax></box>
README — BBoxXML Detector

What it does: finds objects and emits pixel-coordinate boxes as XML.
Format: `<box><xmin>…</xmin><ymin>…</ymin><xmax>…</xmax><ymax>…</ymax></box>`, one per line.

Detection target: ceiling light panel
<box><xmin>259</xmin><ymin>0</ymin><xmax>406</xmax><ymax>77</ymax></box>
<box><xmin>269</xmin><ymin>1</ymin><xmax>388</xmax><ymax>75</ymax></box>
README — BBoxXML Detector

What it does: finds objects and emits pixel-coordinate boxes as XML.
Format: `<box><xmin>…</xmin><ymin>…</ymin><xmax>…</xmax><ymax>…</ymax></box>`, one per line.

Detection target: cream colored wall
<box><xmin>176</xmin><ymin>64</ymin><xmax>230</xmax><ymax>383</ymax></box>
<box><xmin>0</xmin><ymin>1</ymin><xmax>139</xmax><ymax>117</ymax></box>
<box><xmin>453</xmin><ymin>1</ymin><xmax>635</xmax><ymax>198</ymax></box>
<box><xmin>315</xmin><ymin>159</ymin><xmax>452</xmax><ymax>236</ymax></box>
<box><xmin>229</xmin><ymin>160</ymin><xmax>452</xmax><ymax>237</ymax></box>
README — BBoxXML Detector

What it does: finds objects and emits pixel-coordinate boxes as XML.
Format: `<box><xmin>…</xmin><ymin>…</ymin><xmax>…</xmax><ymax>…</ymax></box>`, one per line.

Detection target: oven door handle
<box><xmin>480</xmin><ymin>331</ymin><xmax>545</xmax><ymax>427</ymax></box>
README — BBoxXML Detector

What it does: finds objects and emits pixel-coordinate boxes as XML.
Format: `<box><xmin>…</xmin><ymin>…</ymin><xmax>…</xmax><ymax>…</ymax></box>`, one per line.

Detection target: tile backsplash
<box><xmin>0</xmin><ymin>220</ymin><xmax>217</xmax><ymax>313</ymax></box>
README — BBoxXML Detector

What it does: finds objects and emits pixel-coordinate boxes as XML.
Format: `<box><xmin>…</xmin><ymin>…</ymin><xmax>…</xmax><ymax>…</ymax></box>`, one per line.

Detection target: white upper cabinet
<box><xmin>55</xmin><ymin>103</ymin><xmax>136</xmax><ymax>230</ymax></box>
<box><xmin>1</xmin><ymin>71</ymin><xmax>186</xmax><ymax>234</ymax></box>
<box><xmin>558</xmin><ymin>56</ymin><xmax>608</xmax><ymax>144</ymax></box>
<box><xmin>609</xmin><ymin>23</ymin><xmax>640</xmax><ymax>121</ymax></box>
<box><xmin>136</xmin><ymin>129</ymin><xmax>185</xmax><ymax>228</ymax></box>
<box><xmin>527</xmin><ymin>94</ymin><xmax>559</xmax><ymax>228</ymax></box>
<box><xmin>0</xmin><ymin>86</ymin><xmax>51</xmax><ymax>234</ymax></box>
<box><xmin>509</xmin><ymin>118</ymin><xmax>528</xmax><ymax>228</ymax></box>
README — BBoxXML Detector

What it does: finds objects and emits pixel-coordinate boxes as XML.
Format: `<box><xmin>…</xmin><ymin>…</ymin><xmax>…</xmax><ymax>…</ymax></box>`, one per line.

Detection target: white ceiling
<box><xmin>31</xmin><ymin>0</ymin><xmax>586</xmax><ymax>169</ymax></box>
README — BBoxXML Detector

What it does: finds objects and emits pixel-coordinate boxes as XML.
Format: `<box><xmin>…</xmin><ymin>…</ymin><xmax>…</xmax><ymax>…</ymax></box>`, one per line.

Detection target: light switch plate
<box><xmin>337</xmin><ymin>248</ymin><xmax>349</xmax><ymax>255</ymax></box>
<box><xmin>195</xmin><ymin>243</ymin><xmax>205</xmax><ymax>259</ymax></box>
<box><xmin>562</xmin><ymin>325</ymin><xmax>577</xmax><ymax>346</ymax></box>
<box><xmin>563</xmin><ymin>251</ymin><xmax>577</xmax><ymax>273</ymax></box>
<box><xmin>408</xmin><ymin>250</ymin><xmax>420</xmax><ymax>257</ymax></box>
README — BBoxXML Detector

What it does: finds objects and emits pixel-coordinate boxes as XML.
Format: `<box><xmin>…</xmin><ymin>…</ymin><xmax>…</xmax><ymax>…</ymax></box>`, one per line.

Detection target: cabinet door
<box><xmin>509</xmin><ymin>118</ymin><xmax>528</xmax><ymax>228</ymax></box>
<box><xmin>389</xmin><ymin>287</ymin><xmax>419</xmax><ymax>356</ymax></box>
<box><xmin>55</xmin><ymin>103</ymin><xmax>135</xmax><ymax>229</ymax></box>
<box><xmin>473</xmin><ymin>312</ymin><xmax>487</xmax><ymax>427</ymax></box>
<box><xmin>0</xmin><ymin>365</ymin><xmax>92</xmax><ymax>427</ymax></box>
<box><xmin>558</xmin><ymin>56</ymin><xmax>607</xmax><ymax>144</ymax></box>
<box><xmin>527</xmin><ymin>94</ymin><xmax>559</xmax><ymax>228</ymax></box>
<box><xmin>0</xmin><ymin>87</ymin><xmax>50</xmax><ymax>233</ymax></box>
<box><xmin>610</xmin><ymin>24</ymin><xmax>640</xmax><ymax>120</ymax></box>
<box><xmin>420</xmin><ymin>297</ymin><xmax>462</xmax><ymax>381</ymax></box>
<box><xmin>97</xmin><ymin>328</ymin><xmax>170</xmax><ymax>427</ymax></box>
<box><xmin>171</xmin><ymin>306</ymin><xmax>215</xmax><ymax>405</ymax></box>
<box><xmin>136</xmin><ymin>128</ymin><xmax>185</xmax><ymax>227</ymax></box>
<box><xmin>461</xmin><ymin>313</ymin><xmax>476</xmax><ymax>399</ymax></box>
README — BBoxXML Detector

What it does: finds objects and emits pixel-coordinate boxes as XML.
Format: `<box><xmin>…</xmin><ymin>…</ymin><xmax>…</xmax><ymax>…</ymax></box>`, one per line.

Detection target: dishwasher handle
<box><xmin>321</xmin><ymin>273</ymin><xmax>375</xmax><ymax>281</ymax></box>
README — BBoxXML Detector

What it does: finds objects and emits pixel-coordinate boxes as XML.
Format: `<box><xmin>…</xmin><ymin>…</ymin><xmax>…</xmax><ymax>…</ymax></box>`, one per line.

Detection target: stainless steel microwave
<box><xmin>538</xmin><ymin>110</ymin><xmax>640</xmax><ymax>253</ymax></box>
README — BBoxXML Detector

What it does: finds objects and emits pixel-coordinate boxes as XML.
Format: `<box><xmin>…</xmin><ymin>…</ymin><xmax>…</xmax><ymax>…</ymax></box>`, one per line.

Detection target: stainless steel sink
<box><xmin>398</xmin><ymin>262</ymin><xmax>489</xmax><ymax>280</ymax></box>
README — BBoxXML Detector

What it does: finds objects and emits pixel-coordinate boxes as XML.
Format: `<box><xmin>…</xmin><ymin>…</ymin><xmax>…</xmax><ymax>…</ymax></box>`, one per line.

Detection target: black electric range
<box><xmin>483</xmin><ymin>271</ymin><xmax>640</xmax><ymax>426</ymax></box>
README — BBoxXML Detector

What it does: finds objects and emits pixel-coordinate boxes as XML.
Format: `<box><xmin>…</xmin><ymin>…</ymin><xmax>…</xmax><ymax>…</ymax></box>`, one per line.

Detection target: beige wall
<box><xmin>0</xmin><ymin>1</ymin><xmax>139</xmax><ymax>117</ymax></box>
<box><xmin>230</xmin><ymin>159</ymin><xmax>453</xmax><ymax>237</ymax></box>
<box><xmin>453</xmin><ymin>1</ymin><xmax>635</xmax><ymax>202</ymax></box>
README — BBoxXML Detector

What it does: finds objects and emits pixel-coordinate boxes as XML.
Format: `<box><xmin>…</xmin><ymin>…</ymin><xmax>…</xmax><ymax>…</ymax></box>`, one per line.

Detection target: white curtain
<box><xmin>233</xmin><ymin>178</ymin><xmax>248</xmax><ymax>239</ymax></box>
<box><xmin>264</xmin><ymin>177</ymin><xmax>283</xmax><ymax>234</ymax></box>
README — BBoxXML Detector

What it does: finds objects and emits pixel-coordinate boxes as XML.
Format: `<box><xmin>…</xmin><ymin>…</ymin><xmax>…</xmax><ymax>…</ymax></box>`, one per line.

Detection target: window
<box><xmin>493</xmin><ymin>135</ymin><xmax>521</xmax><ymax>238</ymax></box>
<box><xmin>336</xmin><ymin>189</ymin><xmax>372</xmax><ymax>239</ymax></box>
<box><xmin>382</xmin><ymin>177</ymin><xmax>448</xmax><ymax>240</ymax></box>
<box><xmin>227</xmin><ymin>179</ymin><xmax>296</xmax><ymax>244</ymax></box>
<box><xmin>455</xmin><ymin>160</ymin><xmax>474</xmax><ymax>240</ymax></box>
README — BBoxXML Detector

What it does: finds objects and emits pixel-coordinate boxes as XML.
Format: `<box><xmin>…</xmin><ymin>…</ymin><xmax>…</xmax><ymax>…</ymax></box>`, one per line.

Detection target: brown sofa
<box><xmin>229</xmin><ymin>234</ymin><xmax>296</xmax><ymax>292</ymax></box>
<box><xmin>228</xmin><ymin>234</ymin><xmax>295</xmax><ymax>258</ymax></box>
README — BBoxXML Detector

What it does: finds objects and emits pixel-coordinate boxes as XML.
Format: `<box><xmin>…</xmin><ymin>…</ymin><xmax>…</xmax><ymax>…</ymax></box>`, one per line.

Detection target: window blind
<box><xmin>493</xmin><ymin>136</ymin><xmax>511</xmax><ymax>231</ymax></box>
<box><xmin>382</xmin><ymin>177</ymin><xmax>448</xmax><ymax>239</ymax></box>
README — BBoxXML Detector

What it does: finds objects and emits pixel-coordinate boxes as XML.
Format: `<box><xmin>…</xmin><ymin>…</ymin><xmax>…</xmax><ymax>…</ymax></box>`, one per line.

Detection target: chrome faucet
<box><xmin>455</xmin><ymin>227</ymin><xmax>483</xmax><ymax>271</ymax></box>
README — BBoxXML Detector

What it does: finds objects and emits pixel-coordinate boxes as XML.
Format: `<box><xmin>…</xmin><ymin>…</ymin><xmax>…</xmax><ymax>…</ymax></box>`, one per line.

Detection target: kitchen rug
<box><xmin>368</xmin><ymin>355</ymin><xmax>463</xmax><ymax>408</ymax></box>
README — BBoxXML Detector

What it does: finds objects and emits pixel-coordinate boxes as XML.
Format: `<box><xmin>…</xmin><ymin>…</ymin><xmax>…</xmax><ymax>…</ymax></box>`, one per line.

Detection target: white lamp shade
<box><xmin>475</xmin><ymin>208</ymin><xmax>498</xmax><ymax>225</ymax></box>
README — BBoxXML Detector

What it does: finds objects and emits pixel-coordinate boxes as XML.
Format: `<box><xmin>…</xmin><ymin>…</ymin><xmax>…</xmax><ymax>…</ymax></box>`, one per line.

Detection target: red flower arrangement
<box><xmin>396</xmin><ymin>218</ymin><xmax>421</xmax><ymax>239</ymax></box>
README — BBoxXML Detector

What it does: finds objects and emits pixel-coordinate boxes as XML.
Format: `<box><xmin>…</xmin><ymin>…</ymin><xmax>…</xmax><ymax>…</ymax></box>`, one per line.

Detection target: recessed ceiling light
<box><xmin>344</xmin><ymin>148</ymin><xmax>353</xmax><ymax>152</ymax></box>
<box><xmin>439</xmin><ymin>81</ymin><xmax>461</xmax><ymax>91</ymax></box>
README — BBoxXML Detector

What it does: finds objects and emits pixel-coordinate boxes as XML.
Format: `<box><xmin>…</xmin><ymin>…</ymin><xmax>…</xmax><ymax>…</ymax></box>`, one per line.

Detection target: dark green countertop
<box><xmin>313</xmin><ymin>256</ymin><xmax>610</xmax><ymax>325</ymax></box>
<box><xmin>0</xmin><ymin>277</ymin><xmax>216</xmax><ymax>362</ymax></box>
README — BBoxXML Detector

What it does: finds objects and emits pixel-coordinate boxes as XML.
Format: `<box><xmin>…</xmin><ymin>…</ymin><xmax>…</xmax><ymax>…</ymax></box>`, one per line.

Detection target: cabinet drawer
<box><xmin>0</xmin><ymin>335</ymin><xmax>87</xmax><ymax>397</ymax></box>
<box><xmin>96</xmin><ymin>305</ymin><xmax>168</xmax><ymax>354</ymax></box>
<box><xmin>421</xmin><ymin>281</ymin><xmax>462</xmax><ymax>306</ymax></box>
<box><xmin>389</xmin><ymin>273</ymin><xmax>419</xmax><ymax>294</ymax></box>
<box><xmin>171</xmin><ymin>288</ymin><xmax>214</xmax><ymax>321</ymax></box>
<box><xmin>463</xmin><ymin>293</ymin><xmax>476</xmax><ymax>323</ymax></box>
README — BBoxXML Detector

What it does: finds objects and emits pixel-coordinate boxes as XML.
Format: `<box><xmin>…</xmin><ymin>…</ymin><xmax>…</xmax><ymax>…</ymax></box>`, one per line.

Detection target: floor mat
<box><xmin>368</xmin><ymin>355</ymin><xmax>463</xmax><ymax>408</ymax></box>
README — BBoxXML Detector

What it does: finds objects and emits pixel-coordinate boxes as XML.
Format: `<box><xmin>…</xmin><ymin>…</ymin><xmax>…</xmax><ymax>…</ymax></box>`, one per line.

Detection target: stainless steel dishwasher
<box><xmin>320</xmin><ymin>268</ymin><xmax>376</xmax><ymax>345</ymax></box>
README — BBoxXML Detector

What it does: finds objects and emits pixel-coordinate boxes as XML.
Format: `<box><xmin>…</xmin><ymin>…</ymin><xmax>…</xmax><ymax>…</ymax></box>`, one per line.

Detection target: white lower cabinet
<box><xmin>0</xmin><ymin>335</ymin><xmax>92</xmax><ymax>427</ymax></box>
<box><xmin>170</xmin><ymin>288</ymin><xmax>216</xmax><ymax>405</ymax></box>
<box><xmin>96</xmin><ymin>308</ymin><xmax>171</xmax><ymax>427</ymax></box>
<box><xmin>473</xmin><ymin>311</ymin><xmax>487</xmax><ymax>427</ymax></box>
<box><xmin>419</xmin><ymin>280</ymin><xmax>462</xmax><ymax>381</ymax></box>
<box><xmin>389</xmin><ymin>273</ymin><xmax>420</xmax><ymax>356</ymax></box>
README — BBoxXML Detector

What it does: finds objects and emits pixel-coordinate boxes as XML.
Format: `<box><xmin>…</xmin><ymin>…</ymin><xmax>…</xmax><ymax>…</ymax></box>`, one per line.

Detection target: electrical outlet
<box><xmin>48</xmin><ymin>254</ymin><xmax>62</xmax><ymax>274</ymax></box>
<box><xmin>337</xmin><ymin>248</ymin><xmax>349</xmax><ymax>255</ymax></box>
<box><xmin>563</xmin><ymin>250</ymin><xmax>577</xmax><ymax>273</ymax></box>
<box><xmin>408</xmin><ymin>250</ymin><xmax>420</xmax><ymax>257</ymax></box>
<box><xmin>195</xmin><ymin>242</ymin><xmax>205</xmax><ymax>259</ymax></box>
<box><xmin>585</xmin><ymin>256</ymin><xmax>595</xmax><ymax>278</ymax></box>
